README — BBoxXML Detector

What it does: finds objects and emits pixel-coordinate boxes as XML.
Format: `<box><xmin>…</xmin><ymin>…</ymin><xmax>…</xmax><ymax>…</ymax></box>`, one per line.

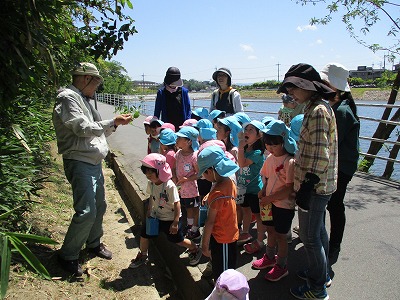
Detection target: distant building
<box><xmin>132</xmin><ymin>80</ymin><xmax>160</xmax><ymax>89</ymax></box>
<box><xmin>349</xmin><ymin>66</ymin><xmax>386</xmax><ymax>80</ymax></box>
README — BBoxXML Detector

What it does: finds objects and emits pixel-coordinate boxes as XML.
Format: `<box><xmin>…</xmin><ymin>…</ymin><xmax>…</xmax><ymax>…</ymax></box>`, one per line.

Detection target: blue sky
<box><xmin>113</xmin><ymin>0</ymin><xmax>398</xmax><ymax>84</ymax></box>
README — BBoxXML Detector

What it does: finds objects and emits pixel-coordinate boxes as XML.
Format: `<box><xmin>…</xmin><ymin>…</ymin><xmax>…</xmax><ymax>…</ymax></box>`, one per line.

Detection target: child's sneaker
<box><xmin>186</xmin><ymin>229</ymin><xmax>201</xmax><ymax>240</ymax></box>
<box><xmin>290</xmin><ymin>284</ymin><xmax>329</xmax><ymax>300</ymax></box>
<box><xmin>252</xmin><ymin>254</ymin><xmax>276</xmax><ymax>269</ymax></box>
<box><xmin>202</xmin><ymin>261</ymin><xmax>213</xmax><ymax>277</ymax></box>
<box><xmin>237</xmin><ymin>232</ymin><xmax>252</xmax><ymax>245</ymax></box>
<box><xmin>243</xmin><ymin>240</ymin><xmax>263</xmax><ymax>254</ymax></box>
<box><xmin>129</xmin><ymin>252</ymin><xmax>148</xmax><ymax>269</ymax></box>
<box><xmin>265</xmin><ymin>264</ymin><xmax>288</xmax><ymax>281</ymax></box>
<box><xmin>188</xmin><ymin>247</ymin><xmax>202</xmax><ymax>266</ymax></box>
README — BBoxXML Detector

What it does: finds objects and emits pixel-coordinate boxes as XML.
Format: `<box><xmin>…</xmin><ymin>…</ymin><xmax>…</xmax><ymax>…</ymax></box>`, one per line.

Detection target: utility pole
<box><xmin>276</xmin><ymin>63</ymin><xmax>281</xmax><ymax>82</ymax></box>
<box><xmin>141</xmin><ymin>73</ymin><xmax>145</xmax><ymax>96</ymax></box>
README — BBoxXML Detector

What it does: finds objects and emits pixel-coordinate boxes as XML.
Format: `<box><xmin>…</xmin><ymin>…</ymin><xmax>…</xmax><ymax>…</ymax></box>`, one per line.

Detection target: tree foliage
<box><xmin>297</xmin><ymin>0</ymin><xmax>400</xmax><ymax>55</ymax></box>
<box><xmin>98</xmin><ymin>60</ymin><xmax>134</xmax><ymax>94</ymax></box>
<box><xmin>0</xmin><ymin>1</ymin><xmax>137</xmax><ymax>297</ymax></box>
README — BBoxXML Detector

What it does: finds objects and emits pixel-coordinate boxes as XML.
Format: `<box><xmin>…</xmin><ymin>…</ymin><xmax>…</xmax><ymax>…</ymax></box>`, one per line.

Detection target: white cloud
<box><xmin>296</xmin><ymin>24</ymin><xmax>317</xmax><ymax>32</ymax></box>
<box><xmin>309</xmin><ymin>39</ymin><xmax>323</xmax><ymax>46</ymax></box>
<box><xmin>247</xmin><ymin>55</ymin><xmax>258</xmax><ymax>60</ymax></box>
<box><xmin>240</xmin><ymin>44</ymin><xmax>254</xmax><ymax>52</ymax></box>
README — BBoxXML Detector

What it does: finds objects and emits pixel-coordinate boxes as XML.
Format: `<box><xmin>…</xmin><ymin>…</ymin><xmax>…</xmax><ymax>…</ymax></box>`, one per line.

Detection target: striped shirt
<box><xmin>294</xmin><ymin>99</ymin><xmax>338</xmax><ymax>195</ymax></box>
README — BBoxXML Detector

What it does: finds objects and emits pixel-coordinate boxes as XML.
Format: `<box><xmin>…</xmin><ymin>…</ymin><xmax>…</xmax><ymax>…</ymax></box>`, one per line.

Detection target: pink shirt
<box><xmin>165</xmin><ymin>149</ymin><xmax>176</xmax><ymax>170</ymax></box>
<box><xmin>175</xmin><ymin>150</ymin><xmax>199</xmax><ymax>198</ymax></box>
<box><xmin>260</xmin><ymin>153</ymin><xmax>295</xmax><ymax>209</ymax></box>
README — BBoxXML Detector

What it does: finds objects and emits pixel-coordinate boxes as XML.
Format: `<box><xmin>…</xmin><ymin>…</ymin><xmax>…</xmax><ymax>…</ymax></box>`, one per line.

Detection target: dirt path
<box><xmin>5</xmin><ymin>146</ymin><xmax>177</xmax><ymax>299</ymax></box>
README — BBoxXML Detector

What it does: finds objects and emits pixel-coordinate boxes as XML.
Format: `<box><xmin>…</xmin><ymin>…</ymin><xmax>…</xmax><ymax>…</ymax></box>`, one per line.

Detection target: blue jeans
<box><xmin>298</xmin><ymin>192</ymin><xmax>331</xmax><ymax>290</ymax></box>
<box><xmin>60</xmin><ymin>159</ymin><xmax>107</xmax><ymax>260</ymax></box>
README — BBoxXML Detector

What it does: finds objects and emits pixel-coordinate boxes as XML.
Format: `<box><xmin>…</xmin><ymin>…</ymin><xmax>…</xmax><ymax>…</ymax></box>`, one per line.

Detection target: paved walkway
<box><xmin>98</xmin><ymin>101</ymin><xmax>400</xmax><ymax>300</ymax></box>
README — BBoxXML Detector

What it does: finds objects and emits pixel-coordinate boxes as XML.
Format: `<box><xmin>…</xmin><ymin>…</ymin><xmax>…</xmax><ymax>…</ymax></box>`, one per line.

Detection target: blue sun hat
<box><xmin>197</xmin><ymin>146</ymin><xmax>239</xmax><ymax>178</ymax></box>
<box><xmin>261</xmin><ymin>120</ymin><xmax>298</xmax><ymax>155</ymax></box>
<box><xmin>217</xmin><ymin>116</ymin><xmax>242</xmax><ymax>147</ymax></box>
<box><xmin>242</xmin><ymin>120</ymin><xmax>265</xmax><ymax>132</ymax></box>
<box><xmin>233</xmin><ymin>112</ymin><xmax>251</xmax><ymax>125</ymax></box>
<box><xmin>261</xmin><ymin>116</ymin><xmax>276</xmax><ymax>126</ymax></box>
<box><xmin>192</xmin><ymin>107</ymin><xmax>209</xmax><ymax>119</ymax></box>
<box><xmin>195</xmin><ymin>119</ymin><xmax>217</xmax><ymax>141</ymax></box>
<box><xmin>159</xmin><ymin>128</ymin><xmax>177</xmax><ymax>146</ymax></box>
<box><xmin>208</xmin><ymin>109</ymin><xmax>226</xmax><ymax>121</ymax></box>
<box><xmin>289</xmin><ymin>114</ymin><xmax>304</xmax><ymax>142</ymax></box>
<box><xmin>176</xmin><ymin>126</ymin><xmax>200</xmax><ymax>151</ymax></box>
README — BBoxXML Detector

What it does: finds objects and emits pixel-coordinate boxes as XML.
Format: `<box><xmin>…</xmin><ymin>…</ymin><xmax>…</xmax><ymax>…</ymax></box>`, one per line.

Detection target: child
<box><xmin>159</xmin><ymin>128</ymin><xmax>177</xmax><ymax>172</ymax></box>
<box><xmin>251</xmin><ymin>120</ymin><xmax>297</xmax><ymax>282</ymax></box>
<box><xmin>143</xmin><ymin>116</ymin><xmax>159</xmax><ymax>154</ymax></box>
<box><xmin>205</xmin><ymin>269</ymin><xmax>249</xmax><ymax>300</ymax></box>
<box><xmin>157</xmin><ymin>122</ymin><xmax>176</xmax><ymax>134</ymax></box>
<box><xmin>198</xmin><ymin>146</ymin><xmax>239</xmax><ymax>281</ymax></box>
<box><xmin>208</xmin><ymin>109</ymin><xmax>226</xmax><ymax>129</ymax></box>
<box><xmin>236</xmin><ymin>120</ymin><xmax>266</xmax><ymax>253</ymax></box>
<box><xmin>278</xmin><ymin>94</ymin><xmax>297</xmax><ymax>127</ymax></box>
<box><xmin>195</xmin><ymin>119</ymin><xmax>217</xmax><ymax>202</ymax></box>
<box><xmin>175</xmin><ymin>126</ymin><xmax>201</xmax><ymax>240</ymax></box>
<box><xmin>216</xmin><ymin>116</ymin><xmax>242</xmax><ymax>160</ymax></box>
<box><xmin>149</xmin><ymin>118</ymin><xmax>164</xmax><ymax>153</ymax></box>
<box><xmin>191</xmin><ymin>107</ymin><xmax>209</xmax><ymax>121</ymax></box>
<box><xmin>179</xmin><ymin>118</ymin><xmax>198</xmax><ymax>128</ymax></box>
<box><xmin>129</xmin><ymin>153</ymin><xmax>202</xmax><ymax>268</ymax></box>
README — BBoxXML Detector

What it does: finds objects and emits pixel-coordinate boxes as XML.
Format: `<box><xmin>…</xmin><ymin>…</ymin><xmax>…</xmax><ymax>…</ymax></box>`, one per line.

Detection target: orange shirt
<box><xmin>207</xmin><ymin>179</ymin><xmax>239</xmax><ymax>243</ymax></box>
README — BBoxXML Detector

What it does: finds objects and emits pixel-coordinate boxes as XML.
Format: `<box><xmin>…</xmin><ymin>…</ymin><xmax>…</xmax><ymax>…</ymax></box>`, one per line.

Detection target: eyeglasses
<box><xmin>168</xmin><ymin>84</ymin><xmax>178</xmax><ymax>89</ymax></box>
<box><xmin>89</xmin><ymin>76</ymin><xmax>102</xmax><ymax>87</ymax></box>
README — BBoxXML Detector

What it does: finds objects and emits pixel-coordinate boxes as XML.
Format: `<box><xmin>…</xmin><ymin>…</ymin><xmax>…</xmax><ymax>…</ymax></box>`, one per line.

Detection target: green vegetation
<box><xmin>0</xmin><ymin>0</ymin><xmax>136</xmax><ymax>298</ymax></box>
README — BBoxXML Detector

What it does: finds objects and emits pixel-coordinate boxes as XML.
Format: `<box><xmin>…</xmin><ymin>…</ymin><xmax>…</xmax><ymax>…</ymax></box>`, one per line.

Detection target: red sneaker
<box><xmin>252</xmin><ymin>254</ymin><xmax>276</xmax><ymax>269</ymax></box>
<box><xmin>265</xmin><ymin>264</ymin><xmax>288</xmax><ymax>282</ymax></box>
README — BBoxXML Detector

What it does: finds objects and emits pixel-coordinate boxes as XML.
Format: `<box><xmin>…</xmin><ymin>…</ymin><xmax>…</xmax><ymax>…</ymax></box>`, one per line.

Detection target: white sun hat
<box><xmin>320</xmin><ymin>62</ymin><xmax>350</xmax><ymax>92</ymax></box>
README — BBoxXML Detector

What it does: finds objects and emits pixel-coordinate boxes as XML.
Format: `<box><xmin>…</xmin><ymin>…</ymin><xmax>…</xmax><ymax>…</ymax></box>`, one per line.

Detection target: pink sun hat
<box><xmin>140</xmin><ymin>153</ymin><xmax>172</xmax><ymax>182</ymax></box>
<box><xmin>179</xmin><ymin>119</ymin><xmax>198</xmax><ymax>128</ymax></box>
<box><xmin>156</xmin><ymin>122</ymin><xmax>176</xmax><ymax>134</ymax></box>
<box><xmin>143</xmin><ymin>115</ymin><xmax>158</xmax><ymax>125</ymax></box>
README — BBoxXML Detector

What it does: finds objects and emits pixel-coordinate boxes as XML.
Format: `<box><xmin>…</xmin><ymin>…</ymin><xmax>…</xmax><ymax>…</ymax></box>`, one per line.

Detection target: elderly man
<box><xmin>52</xmin><ymin>62</ymin><xmax>132</xmax><ymax>276</ymax></box>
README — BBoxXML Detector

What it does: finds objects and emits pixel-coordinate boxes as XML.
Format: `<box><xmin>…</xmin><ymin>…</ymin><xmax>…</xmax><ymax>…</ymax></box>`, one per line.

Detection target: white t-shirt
<box><xmin>147</xmin><ymin>179</ymin><xmax>181</xmax><ymax>221</ymax></box>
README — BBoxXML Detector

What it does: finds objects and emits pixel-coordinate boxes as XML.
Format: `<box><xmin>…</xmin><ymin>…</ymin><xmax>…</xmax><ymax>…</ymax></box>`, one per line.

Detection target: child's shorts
<box><xmin>141</xmin><ymin>219</ymin><xmax>184</xmax><ymax>243</ymax></box>
<box><xmin>262</xmin><ymin>204</ymin><xmax>295</xmax><ymax>234</ymax></box>
<box><xmin>240</xmin><ymin>193</ymin><xmax>260</xmax><ymax>214</ymax></box>
<box><xmin>180</xmin><ymin>196</ymin><xmax>200</xmax><ymax>208</ymax></box>
<box><xmin>197</xmin><ymin>178</ymin><xmax>212</xmax><ymax>197</ymax></box>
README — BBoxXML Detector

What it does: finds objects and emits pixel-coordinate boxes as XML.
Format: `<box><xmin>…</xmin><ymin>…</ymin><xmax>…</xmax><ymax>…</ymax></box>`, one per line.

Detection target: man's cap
<box><xmin>71</xmin><ymin>62</ymin><xmax>104</xmax><ymax>82</ymax></box>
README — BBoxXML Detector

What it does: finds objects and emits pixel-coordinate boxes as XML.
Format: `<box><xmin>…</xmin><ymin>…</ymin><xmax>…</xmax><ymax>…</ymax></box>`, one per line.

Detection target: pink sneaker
<box><xmin>243</xmin><ymin>240</ymin><xmax>263</xmax><ymax>254</ymax></box>
<box><xmin>252</xmin><ymin>254</ymin><xmax>276</xmax><ymax>270</ymax></box>
<box><xmin>265</xmin><ymin>264</ymin><xmax>288</xmax><ymax>282</ymax></box>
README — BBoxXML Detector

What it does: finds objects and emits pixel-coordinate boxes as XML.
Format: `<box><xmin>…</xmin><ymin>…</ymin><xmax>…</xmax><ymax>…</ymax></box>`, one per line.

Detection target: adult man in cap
<box><xmin>53</xmin><ymin>62</ymin><xmax>132</xmax><ymax>276</ymax></box>
<box><xmin>154</xmin><ymin>66</ymin><xmax>191</xmax><ymax>131</ymax></box>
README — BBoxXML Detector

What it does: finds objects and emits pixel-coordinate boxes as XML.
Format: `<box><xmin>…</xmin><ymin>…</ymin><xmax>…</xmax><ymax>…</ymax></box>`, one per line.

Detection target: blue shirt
<box><xmin>237</xmin><ymin>149</ymin><xmax>264</xmax><ymax>194</ymax></box>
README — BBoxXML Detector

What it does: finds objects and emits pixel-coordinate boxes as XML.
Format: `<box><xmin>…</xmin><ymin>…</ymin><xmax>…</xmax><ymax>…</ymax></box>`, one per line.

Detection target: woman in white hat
<box><xmin>320</xmin><ymin>62</ymin><xmax>360</xmax><ymax>263</ymax></box>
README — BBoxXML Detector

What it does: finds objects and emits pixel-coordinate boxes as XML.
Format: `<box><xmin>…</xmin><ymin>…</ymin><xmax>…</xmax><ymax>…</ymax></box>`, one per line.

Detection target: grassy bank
<box><xmin>238</xmin><ymin>87</ymin><xmax>389</xmax><ymax>99</ymax></box>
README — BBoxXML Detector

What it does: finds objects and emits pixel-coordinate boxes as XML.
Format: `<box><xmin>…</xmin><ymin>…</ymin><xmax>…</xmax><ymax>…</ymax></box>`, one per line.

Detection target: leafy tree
<box><xmin>376</xmin><ymin>70</ymin><xmax>397</xmax><ymax>88</ymax></box>
<box><xmin>98</xmin><ymin>60</ymin><xmax>134</xmax><ymax>94</ymax></box>
<box><xmin>0</xmin><ymin>0</ymin><xmax>137</xmax><ymax>297</ymax></box>
<box><xmin>349</xmin><ymin>77</ymin><xmax>365</xmax><ymax>86</ymax></box>
<box><xmin>298</xmin><ymin>0</ymin><xmax>400</xmax><ymax>177</ymax></box>
<box><xmin>297</xmin><ymin>0</ymin><xmax>400</xmax><ymax>55</ymax></box>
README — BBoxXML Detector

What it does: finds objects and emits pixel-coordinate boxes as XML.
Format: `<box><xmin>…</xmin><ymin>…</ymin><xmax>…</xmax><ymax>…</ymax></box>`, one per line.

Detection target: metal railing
<box><xmin>96</xmin><ymin>93</ymin><xmax>400</xmax><ymax>167</ymax></box>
